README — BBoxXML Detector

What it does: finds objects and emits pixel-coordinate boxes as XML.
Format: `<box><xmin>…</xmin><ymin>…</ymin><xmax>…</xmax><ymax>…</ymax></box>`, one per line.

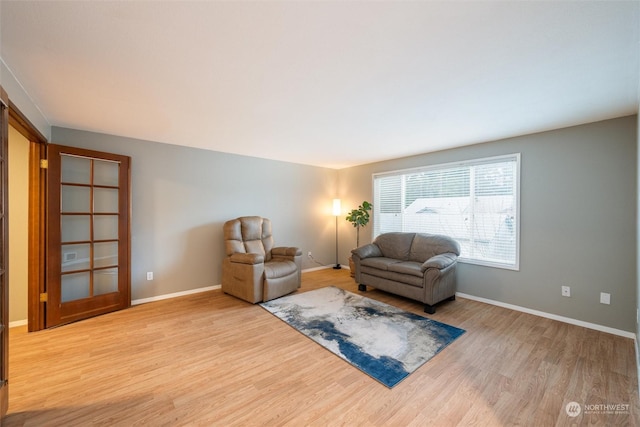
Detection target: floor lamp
<box><xmin>333</xmin><ymin>199</ymin><xmax>341</xmax><ymax>269</ymax></box>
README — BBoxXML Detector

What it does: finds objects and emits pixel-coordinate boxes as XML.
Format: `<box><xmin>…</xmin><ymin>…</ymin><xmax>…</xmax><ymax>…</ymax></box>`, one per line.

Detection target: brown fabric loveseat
<box><xmin>351</xmin><ymin>232</ymin><xmax>460</xmax><ymax>314</ymax></box>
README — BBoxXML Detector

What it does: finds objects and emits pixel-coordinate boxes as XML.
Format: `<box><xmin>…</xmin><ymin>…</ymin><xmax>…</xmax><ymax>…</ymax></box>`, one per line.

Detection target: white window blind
<box><xmin>373</xmin><ymin>154</ymin><xmax>520</xmax><ymax>270</ymax></box>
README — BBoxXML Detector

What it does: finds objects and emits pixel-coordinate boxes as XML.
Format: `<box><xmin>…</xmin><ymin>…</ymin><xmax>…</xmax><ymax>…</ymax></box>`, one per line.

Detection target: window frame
<box><xmin>372</xmin><ymin>153</ymin><xmax>521</xmax><ymax>271</ymax></box>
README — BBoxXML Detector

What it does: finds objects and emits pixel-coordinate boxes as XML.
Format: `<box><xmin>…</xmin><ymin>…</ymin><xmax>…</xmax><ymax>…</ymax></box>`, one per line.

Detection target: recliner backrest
<box><xmin>223</xmin><ymin>216</ymin><xmax>275</xmax><ymax>261</ymax></box>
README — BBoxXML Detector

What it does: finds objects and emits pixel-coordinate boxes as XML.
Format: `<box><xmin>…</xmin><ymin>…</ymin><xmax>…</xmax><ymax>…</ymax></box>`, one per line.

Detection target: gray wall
<box><xmin>5</xmin><ymin>90</ymin><xmax>637</xmax><ymax>334</ymax></box>
<box><xmin>637</xmin><ymin>111</ymin><xmax>640</xmax><ymax>342</ymax></box>
<box><xmin>52</xmin><ymin>127</ymin><xmax>339</xmax><ymax>301</ymax></box>
<box><xmin>339</xmin><ymin>116</ymin><xmax>637</xmax><ymax>332</ymax></box>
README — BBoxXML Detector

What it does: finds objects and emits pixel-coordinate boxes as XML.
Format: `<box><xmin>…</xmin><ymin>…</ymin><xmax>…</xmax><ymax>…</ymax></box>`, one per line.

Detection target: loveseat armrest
<box><xmin>229</xmin><ymin>253</ymin><xmax>265</xmax><ymax>265</ymax></box>
<box><xmin>421</xmin><ymin>253</ymin><xmax>458</xmax><ymax>271</ymax></box>
<box><xmin>351</xmin><ymin>244</ymin><xmax>382</xmax><ymax>260</ymax></box>
<box><xmin>272</xmin><ymin>247</ymin><xmax>302</xmax><ymax>257</ymax></box>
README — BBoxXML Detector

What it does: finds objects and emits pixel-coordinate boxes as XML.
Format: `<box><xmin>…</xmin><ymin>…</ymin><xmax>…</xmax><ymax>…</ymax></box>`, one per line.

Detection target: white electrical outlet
<box><xmin>561</xmin><ymin>286</ymin><xmax>570</xmax><ymax>297</ymax></box>
<box><xmin>600</xmin><ymin>292</ymin><xmax>610</xmax><ymax>305</ymax></box>
<box><xmin>147</xmin><ymin>272</ymin><xmax>153</xmax><ymax>281</ymax></box>
<box><xmin>308</xmin><ymin>251</ymin><xmax>312</xmax><ymax>258</ymax></box>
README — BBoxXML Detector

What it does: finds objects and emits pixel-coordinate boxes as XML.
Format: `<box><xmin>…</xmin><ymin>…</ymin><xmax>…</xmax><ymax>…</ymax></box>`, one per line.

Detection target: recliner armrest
<box><xmin>421</xmin><ymin>253</ymin><xmax>458</xmax><ymax>271</ymax></box>
<box><xmin>351</xmin><ymin>244</ymin><xmax>382</xmax><ymax>260</ymax></box>
<box><xmin>272</xmin><ymin>247</ymin><xmax>302</xmax><ymax>257</ymax></box>
<box><xmin>229</xmin><ymin>253</ymin><xmax>265</xmax><ymax>265</ymax></box>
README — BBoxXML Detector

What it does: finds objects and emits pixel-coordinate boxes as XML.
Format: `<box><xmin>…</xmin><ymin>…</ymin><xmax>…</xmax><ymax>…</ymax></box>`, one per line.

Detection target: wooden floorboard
<box><xmin>4</xmin><ymin>269</ymin><xmax>639</xmax><ymax>426</ymax></box>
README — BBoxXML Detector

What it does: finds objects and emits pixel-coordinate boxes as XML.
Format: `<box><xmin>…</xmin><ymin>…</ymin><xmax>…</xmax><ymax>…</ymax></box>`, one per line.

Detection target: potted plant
<box><xmin>346</xmin><ymin>201</ymin><xmax>372</xmax><ymax>276</ymax></box>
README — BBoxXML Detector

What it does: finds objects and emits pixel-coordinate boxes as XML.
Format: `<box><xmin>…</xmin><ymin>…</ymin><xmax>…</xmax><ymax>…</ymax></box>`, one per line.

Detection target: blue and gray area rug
<box><xmin>260</xmin><ymin>286</ymin><xmax>465</xmax><ymax>388</ymax></box>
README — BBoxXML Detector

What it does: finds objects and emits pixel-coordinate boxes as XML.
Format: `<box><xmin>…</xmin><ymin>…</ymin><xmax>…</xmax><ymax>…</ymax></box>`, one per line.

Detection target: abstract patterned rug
<box><xmin>260</xmin><ymin>286</ymin><xmax>465</xmax><ymax>388</ymax></box>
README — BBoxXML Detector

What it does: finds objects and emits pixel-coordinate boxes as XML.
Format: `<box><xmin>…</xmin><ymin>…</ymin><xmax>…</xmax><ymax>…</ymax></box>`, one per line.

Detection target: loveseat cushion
<box><xmin>360</xmin><ymin>257</ymin><xmax>401</xmax><ymax>270</ymax></box>
<box><xmin>387</xmin><ymin>261</ymin><xmax>424</xmax><ymax>278</ymax></box>
<box><xmin>409</xmin><ymin>233</ymin><xmax>461</xmax><ymax>262</ymax></box>
<box><xmin>360</xmin><ymin>266</ymin><xmax>424</xmax><ymax>288</ymax></box>
<box><xmin>373</xmin><ymin>232</ymin><xmax>416</xmax><ymax>260</ymax></box>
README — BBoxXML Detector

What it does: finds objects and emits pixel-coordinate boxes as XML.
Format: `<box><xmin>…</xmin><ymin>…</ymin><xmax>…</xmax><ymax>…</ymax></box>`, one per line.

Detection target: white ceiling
<box><xmin>1</xmin><ymin>1</ymin><xmax>639</xmax><ymax>169</ymax></box>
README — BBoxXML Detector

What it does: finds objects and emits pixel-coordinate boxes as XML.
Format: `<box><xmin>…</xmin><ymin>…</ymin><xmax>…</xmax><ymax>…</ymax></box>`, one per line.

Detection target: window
<box><xmin>373</xmin><ymin>154</ymin><xmax>520</xmax><ymax>270</ymax></box>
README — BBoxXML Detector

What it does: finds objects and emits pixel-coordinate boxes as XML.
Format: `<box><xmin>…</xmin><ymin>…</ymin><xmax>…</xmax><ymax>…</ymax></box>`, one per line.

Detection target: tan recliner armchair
<box><xmin>222</xmin><ymin>216</ymin><xmax>302</xmax><ymax>303</ymax></box>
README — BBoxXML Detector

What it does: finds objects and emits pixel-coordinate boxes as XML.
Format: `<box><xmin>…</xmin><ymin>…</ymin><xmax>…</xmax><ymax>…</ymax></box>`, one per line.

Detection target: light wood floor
<box><xmin>4</xmin><ymin>269</ymin><xmax>639</xmax><ymax>426</ymax></box>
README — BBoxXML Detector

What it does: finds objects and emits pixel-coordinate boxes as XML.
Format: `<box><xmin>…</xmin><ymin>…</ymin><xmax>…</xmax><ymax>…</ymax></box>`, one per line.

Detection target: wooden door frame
<box><xmin>8</xmin><ymin>101</ymin><xmax>47</xmax><ymax>332</ymax></box>
<box><xmin>0</xmin><ymin>84</ymin><xmax>9</xmax><ymax>423</ymax></box>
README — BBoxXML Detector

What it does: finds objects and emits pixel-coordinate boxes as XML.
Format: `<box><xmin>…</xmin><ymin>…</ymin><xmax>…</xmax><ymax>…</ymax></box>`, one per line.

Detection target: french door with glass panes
<box><xmin>46</xmin><ymin>145</ymin><xmax>130</xmax><ymax>327</ymax></box>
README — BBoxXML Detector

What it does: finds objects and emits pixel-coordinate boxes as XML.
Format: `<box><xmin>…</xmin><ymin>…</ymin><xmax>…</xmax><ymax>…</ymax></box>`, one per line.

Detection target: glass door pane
<box><xmin>61</xmin><ymin>156</ymin><xmax>91</xmax><ymax>184</ymax></box>
<box><xmin>61</xmin><ymin>272</ymin><xmax>90</xmax><ymax>302</ymax></box>
<box><xmin>94</xmin><ymin>216</ymin><xmax>118</xmax><ymax>240</ymax></box>
<box><xmin>61</xmin><ymin>215</ymin><xmax>91</xmax><ymax>242</ymax></box>
<box><xmin>93</xmin><ymin>160</ymin><xmax>119</xmax><ymax>186</ymax></box>
<box><xmin>94</xmin><ymin>242</ymin><xmax>118</xmax><ymax>268</ymax></box>
<box><xmin>61</xmin><ymin>186</ymin><xmax>90</xmax><ymax>212</ymax></box>
<box><xmin>61</xmin><ymin>243</ymin><xmax>91</xmax><ymax>272</ymax></box>
<box><xmin>94</xmin><ymin>188</ymin><xmax>119</xmax><ymax>213</ymax></box>
<box><xmin>94</xmin><ymin>268</ymin><xmax>118</xmax><ymax>295</ymax></box>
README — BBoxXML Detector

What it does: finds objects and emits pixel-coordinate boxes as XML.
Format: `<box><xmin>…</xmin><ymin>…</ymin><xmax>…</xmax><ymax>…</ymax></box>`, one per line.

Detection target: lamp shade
<box><xmin>332</xmin><ymin>199</ymin><xmax>341</xmax><ymax>216</ymax></box>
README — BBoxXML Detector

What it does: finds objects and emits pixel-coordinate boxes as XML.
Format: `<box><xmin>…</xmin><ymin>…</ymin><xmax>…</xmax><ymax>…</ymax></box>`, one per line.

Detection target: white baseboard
<box><xmin>302</xmin><ymin>265</ymin><xmax>333</xmax><ymax>273</ymax></box>
<box><xmin>302</xmin><ymin>264</ymin><xmax>352</xmax><ymax>273</ymax></box>
<box><xmin>9</xmin><ymin>319</ymin><xmax>27</xmax><ymax>329</ymax></box>
<box><xmin>132</xmin><ymin>265</ymin><xmax>348</xmax><ymax>305</ymax></box>
<box><xmin>132</xmin><ymin>285</ymin><xmax>221</xmax><ymax>306</ymax></box>
<box><xmin>457</xmin><ymin>292</ymin><xmax>635</xmax><ymax>339</ymax></box>
<box><xmin>635</xmin><ymin>335</ymin><xmax>640</xmax><ymax>396</ymax></box>
<box><xmin>11</xmin><ymin>280</ymin><xmax>634</xmax><ymax>343</ymax></box>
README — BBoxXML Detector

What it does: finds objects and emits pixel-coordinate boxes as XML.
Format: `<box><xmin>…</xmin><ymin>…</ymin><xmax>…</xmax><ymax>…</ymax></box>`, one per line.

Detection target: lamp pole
<box><xmin>333</xmin><ymin>199</ymin><xmax>341</xmax><ymax>269</ymax></box>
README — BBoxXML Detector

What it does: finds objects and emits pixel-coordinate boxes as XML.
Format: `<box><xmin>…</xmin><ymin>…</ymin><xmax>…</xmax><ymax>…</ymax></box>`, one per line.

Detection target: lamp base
<box><xmin>333</xmin><ymin>264</ymin><xmax>341</xmax><ymax>270</ymax></box>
